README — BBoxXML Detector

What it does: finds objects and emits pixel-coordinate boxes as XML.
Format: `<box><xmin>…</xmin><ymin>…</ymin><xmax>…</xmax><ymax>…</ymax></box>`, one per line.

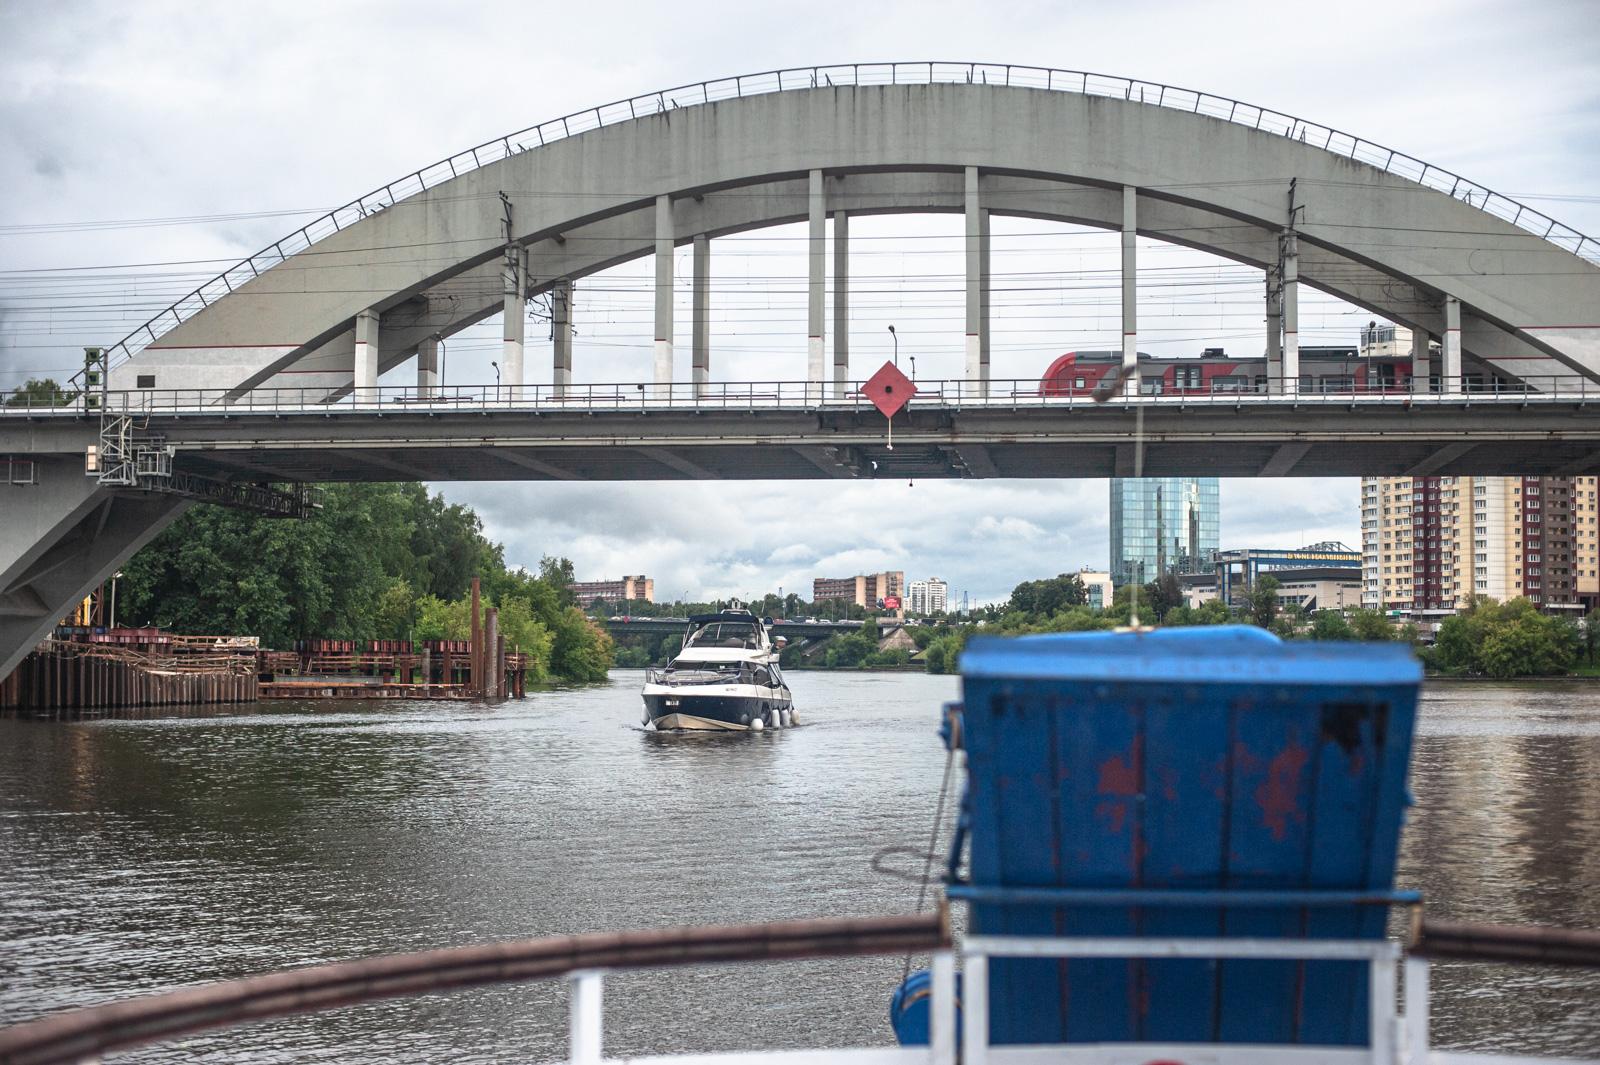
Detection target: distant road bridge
<box><xmin>602</xmin><ymin>618</ymin><xmax>875</xmax><ymax>640</ymax></box>
<box><xmin>3</xmin><ymin>62</ymin><xmax>1599</xmax><ymax>676</ymax></box>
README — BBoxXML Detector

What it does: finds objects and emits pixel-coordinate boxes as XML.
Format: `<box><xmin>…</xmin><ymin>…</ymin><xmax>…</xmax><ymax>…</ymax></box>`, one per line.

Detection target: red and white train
<box><xmin>1038</xmin><ymin>346</ymin><xmax>1494</xmax><ymax>396</ymax></box>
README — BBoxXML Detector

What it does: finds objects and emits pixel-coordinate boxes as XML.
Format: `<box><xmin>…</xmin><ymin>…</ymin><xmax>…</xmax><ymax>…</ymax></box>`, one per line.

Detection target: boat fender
<box><xmin>889</xmin><ymin>969</ymin><xmax>962</xmax><ymax>1046</ymax></box>
<box><xmin>750</xmin><ymin>717</ymin><xmax>765</xmax><ymax>731</ymax></box>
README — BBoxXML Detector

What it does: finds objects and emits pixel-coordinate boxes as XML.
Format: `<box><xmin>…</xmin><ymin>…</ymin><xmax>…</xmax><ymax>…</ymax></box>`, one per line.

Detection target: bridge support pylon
<box><xmin>653</xmin><ymin>194</ymin><xmax>675</xmax><ymax>399</ymax></box>
<box><xmin>0</xmin><ymin>456</ymin><xmax>191</xmax><ymax>680</ymax></box>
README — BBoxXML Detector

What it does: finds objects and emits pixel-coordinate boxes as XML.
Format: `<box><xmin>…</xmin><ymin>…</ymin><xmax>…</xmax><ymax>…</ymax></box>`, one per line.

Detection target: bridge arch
<box><xmin>7</xmin><ymin>63</ymin><xmax>1600</xmax><ymax>680</ymax></box>
<box><xmin>100</xmin><ymin>63</ymin><xmax>1599</xmax><ymax>397</ymax></box>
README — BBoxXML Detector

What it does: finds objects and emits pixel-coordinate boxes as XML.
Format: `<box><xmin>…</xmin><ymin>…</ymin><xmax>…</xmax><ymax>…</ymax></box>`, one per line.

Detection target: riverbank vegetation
<box><xmin>117</xmin><ymin>484</ymin><xmax>612</xmax><ymax>683</ymax></box>
<box><xmin>624</xmin><ymin>570</ymin><xmax>1596</xmax><ymax>681</ymax></box>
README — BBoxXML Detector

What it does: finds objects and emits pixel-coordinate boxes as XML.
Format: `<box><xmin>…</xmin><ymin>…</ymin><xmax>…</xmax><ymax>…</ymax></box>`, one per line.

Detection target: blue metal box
<box><xmin>953</xmin><ymin>626</ymin><xmax>1421</xmax><ymax>1046</ymax></box>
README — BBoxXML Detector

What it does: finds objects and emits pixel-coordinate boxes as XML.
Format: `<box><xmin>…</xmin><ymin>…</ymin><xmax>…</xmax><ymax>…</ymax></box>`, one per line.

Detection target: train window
<box><xmin>1073</xmin><ymin>377</ymin><xmax>1086</xmax><ymax>389</ymax></box>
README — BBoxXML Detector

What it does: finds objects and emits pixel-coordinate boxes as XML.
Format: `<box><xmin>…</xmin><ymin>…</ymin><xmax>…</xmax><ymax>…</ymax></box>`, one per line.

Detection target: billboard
<box><xmin>882</xmin><ymin>595</ymin><xmax>902</xmax><ymax>610</ymax></box>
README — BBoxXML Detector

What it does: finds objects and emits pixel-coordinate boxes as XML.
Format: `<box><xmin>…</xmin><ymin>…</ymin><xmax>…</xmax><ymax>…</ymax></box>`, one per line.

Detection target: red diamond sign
<box><xmin>863</xmin><ymin>360</ymin><xmax>916</xmax><ymax>419</ymax></box>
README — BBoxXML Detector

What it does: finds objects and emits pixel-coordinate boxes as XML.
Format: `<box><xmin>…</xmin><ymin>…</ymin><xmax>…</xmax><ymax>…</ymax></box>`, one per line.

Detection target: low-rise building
<box><xmin>1183</xmin><ymin>568</ymin><xmax>1361</xmax><ymax>613</ymax></box>
<box><xmin>1076</xmin><ymin>569</ymin><xmax>1114</xmax><ymax>610</ymax></box>
<box><xmin>569</xmin><ymin>575</ymin><xmax>654</xmax><ymax>607</ymax></box>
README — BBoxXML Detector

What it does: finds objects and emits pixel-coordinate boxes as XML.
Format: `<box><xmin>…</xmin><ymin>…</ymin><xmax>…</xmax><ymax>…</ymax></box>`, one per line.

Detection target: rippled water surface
<box><xmin>2</xmin><ymin>672</ymin><xmax>1598</xmax><ymax>1060</ymax></box>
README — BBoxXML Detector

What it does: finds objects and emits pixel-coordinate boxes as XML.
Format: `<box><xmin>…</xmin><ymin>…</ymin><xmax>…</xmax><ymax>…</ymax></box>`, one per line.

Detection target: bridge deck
<box><xmin>4</xmin><ymin>386</ymin><xmax>1598</xmax><ymax>480</ymax></box>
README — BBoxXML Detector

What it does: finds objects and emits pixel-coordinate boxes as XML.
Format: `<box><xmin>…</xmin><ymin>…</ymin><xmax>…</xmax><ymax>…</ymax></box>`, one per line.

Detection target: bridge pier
<box><xmin>1266</xmin><ymin>267</ymin><xmax>1283</xmax><ymax>392</ymax></box>
<box><xmin>1121</xmin><ymin>186</ymin><xmax>1139</xmax><ymax>397</ymax></box>
<box><xmin>354</xmin><ymin>309</ymin><xmax>379</xmax><ymax>407</ymax></box>
<box><xmin>808</xmin><ymin>170</ymin><xmax>826</xmax><ymax>401</ymax></box>
<box><xmin>503</xmin><ymin>246</ymin><xmax>527</xmax><ymax>402</ymax></box>
<box><xmin>554</xmin><ymin>279</ymin><xmax>574</xmax><ymax>397</ymax></box>
<box><xmin>692</xmin><ymin>237</ymin><xmax>710</xmax><ymax>398</ymax></box>
<box><xmin>1413</xmin><ymin>327</ymin><xmax>1433</xmax><ymax>394</ymax></box>
<box><xmin>417</xmin><ymin>334</ymin><xmax>440</xmax><ymax>398</ymax></box>
<box><xmin>1281</xmin><ymin>232</ymin><xmax>1300</xmax><ymax>392</ymax></box>
<box><xmin>1443</xmin><ymin>295</ymin><xmax>1463</xmax><ymax>395</ymax></box>
<box><xmin>1</xmin><ymin>457</ymin><xmax>190</xmax><ymax>680</ymax></box>
<box><xmin>833</xmin><ymin>210</ymin><xmax>849</xmax><ymax>397</ymax></box>
<box><xmin>654</xmin><ymin>194</ymin><xmax>675</xmax><ymax>399</ymax></box>
<box><xmin>965</xmin><ymin>168</ymin><xmax>990</xmax><ymax>397</ymax></box>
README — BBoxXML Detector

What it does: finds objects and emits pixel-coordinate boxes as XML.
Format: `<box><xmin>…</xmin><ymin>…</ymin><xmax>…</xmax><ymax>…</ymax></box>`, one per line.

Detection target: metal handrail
<box><xmin>0</xmin><ymin>912</ymin><xmax>948</xmax><ymax>1065</ymax></box>
<box><xmin>8</xmin><ymin>375</ymin><xmax>1600</xmax><ymax>418</ymax></box>
<box><xmin>89</xmin><ymin>61</ymin><xmax>1600</xmax><ymax>381</ymax></box>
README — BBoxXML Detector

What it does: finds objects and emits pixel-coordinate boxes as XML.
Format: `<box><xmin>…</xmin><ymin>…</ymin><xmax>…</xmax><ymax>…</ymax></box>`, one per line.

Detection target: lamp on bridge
<box><xmin>888</xmin><ymin>324</ymin><xmax>898</xmax><ymax>368</ymax></box>
<box><xmin>491</xmin><ymin>360</ymin><xmax>500</xmax><ymax>387</ymax></box>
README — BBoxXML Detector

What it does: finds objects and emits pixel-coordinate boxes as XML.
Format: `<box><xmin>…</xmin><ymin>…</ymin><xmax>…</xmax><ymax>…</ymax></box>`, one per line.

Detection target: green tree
<box><xmin>1429</xmin><ymin>597</ymin><xmax>1577</xmax><ymax>678</ymax></box>
<box><xmin>6</xmin><ymin>378</ymin><xmax>75</xmax><ymax>407</ymax></box>
<box><xmin>1248</xmin><ymin>576</ymin><xmax>1281</xmax><ymax>630</ymax></box>
<box><xmin>538</xmin><ymin>556</ymin><xmax>577</xmax><ymax>607</ymax></box>
<box><xmin>1307</xmin><ymin>610</ymin><xmax>1355</xmax><ymax>641</ymax></box>
<box><xmin>1348</xmin><ymin>608</ymin><xmax>1398</xmax><ymax>641</ymax></box>
<box><xmin>1144</xmin><ymin>572</ymin><xmax>1185</xmax><ymax>620</ymax></box>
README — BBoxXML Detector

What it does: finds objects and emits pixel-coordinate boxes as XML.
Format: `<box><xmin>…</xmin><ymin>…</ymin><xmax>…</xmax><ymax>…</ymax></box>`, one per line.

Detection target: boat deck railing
<box><xmin>1</xmin><ymin>913</ymin><xmax>1596</xmax><ymax>1065</ymax></box>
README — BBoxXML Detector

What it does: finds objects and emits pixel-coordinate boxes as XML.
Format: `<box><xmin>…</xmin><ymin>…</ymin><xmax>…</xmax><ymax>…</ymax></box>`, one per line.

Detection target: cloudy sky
<box><xmin>3</xmin><ymin>1</ymin><xmax>1597</xmax><ymax>605</ymax></box>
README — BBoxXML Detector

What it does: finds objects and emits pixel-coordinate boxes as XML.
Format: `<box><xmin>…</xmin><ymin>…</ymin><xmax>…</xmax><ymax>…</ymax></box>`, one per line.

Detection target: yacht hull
<box><xmin>642</xmin><ymin>689</ymin><xmax>791</xmax><ymax>731</ymax></box>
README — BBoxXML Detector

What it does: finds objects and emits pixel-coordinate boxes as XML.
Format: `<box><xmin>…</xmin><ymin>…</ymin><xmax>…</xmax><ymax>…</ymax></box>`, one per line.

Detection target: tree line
<box><xmin>116</xmin><ymin>484</ymin><xmax>612</xmax><ymax>683</ymax></box>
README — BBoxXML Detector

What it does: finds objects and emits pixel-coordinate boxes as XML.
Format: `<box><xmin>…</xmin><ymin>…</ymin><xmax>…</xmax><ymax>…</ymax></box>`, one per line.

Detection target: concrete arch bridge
<box><xmin>2</xmin><ymin>61</ymin><xmax>1598</xmax><ymax>676</ymax></box>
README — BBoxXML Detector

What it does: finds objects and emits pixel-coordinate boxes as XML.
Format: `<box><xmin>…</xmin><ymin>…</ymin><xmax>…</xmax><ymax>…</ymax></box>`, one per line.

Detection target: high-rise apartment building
<box><xmin>1109</xmin><ymin>478</ymin><xmax>1220</xmax><ymax>586</ymax></box>
<box><xmin>908</xmin><ymin>578</ymin><xmax>949</xmax><ymax>615</ymax></box>
<box><xmin>1361</xmin><ymin>476</ymin><xmax>1597</xmax><ymax>614</ymax></box>
<box><xmin>812</xmin><ymin>571</ymin><xmax>905</xmax><ymax>608</ymax></box>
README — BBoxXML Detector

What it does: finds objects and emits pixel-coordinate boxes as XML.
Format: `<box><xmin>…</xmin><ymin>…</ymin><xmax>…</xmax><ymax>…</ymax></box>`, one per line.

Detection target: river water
<box><xmin>1</xmin><ymin>672</ymin><xmax>1597</xmax><ymax>1061</ymax></box>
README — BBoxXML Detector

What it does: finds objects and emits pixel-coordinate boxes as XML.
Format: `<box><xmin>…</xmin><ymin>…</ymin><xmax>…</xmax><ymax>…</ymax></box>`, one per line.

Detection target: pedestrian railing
<box><xmin>87</xmin><ymin>62</ymin><xmax>1599</xmax><ymax>383</ymax></box>
<box><xmin>8</xmin><ymin>376</ymin><xmax>1600</xmax><ymax>418</ymax></box>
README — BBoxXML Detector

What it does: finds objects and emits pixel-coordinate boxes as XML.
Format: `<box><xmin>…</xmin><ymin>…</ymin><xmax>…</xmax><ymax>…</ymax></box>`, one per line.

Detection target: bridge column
<box><xmin>552</xmin><ymin>280</ymin><xmax>573</xmax><ymax>398</ymax></box>
<box><xmin>965</xmin><ymin>167</ymin><xmax>990</xmax><ymax>397</ymax></box>
<box><xmin>654</xmin><ymin>195</ymin><xmax>674</xmax><ymax>400</ymax></box>
<box><xmin>1443</xmin><ymin>295</ymin><xmax>1463</xmax><ymax>394</ymax></box>
<box><xmin>980</xmin><ymin>207</ymin><xmax>991</xmax><ymax>387</ymax></box>
<box><xmin>417</xmin><ymin>334</ymin><xmax>440</xmax><ymax>399</ymax></box>
<box><xmin>1265</xmin><ymin>267</ymin><xmax>1282</xmax><ymax>393</ymax></box>
<box><xmin>503</xmin><ymin>246</ymin><xmax>526</xmax><ymax>403</ymax></box>
<box><xmin>692</xmin><ymin>235</ymin><xmax>710</xmax><ymax>398</ymax></box>
<box><xmin>354</xmin><ymin>308</ymin><xmax>379</xmax><ymax>407</ymax></box>
<box><xmin>1412</xmin><ymin>326</ymin><xmax>1433</xmax><ymax>394</ymax></box>
<box><xmin>808</xmin><ymin>170</ymin><xmax>826</xmax><ymax>402</ymax></box>
<box><xmin>1281</xmin><ymin>232</ymin><xmax>1300</xmax><ymax>395</ymax></box>
<box><xmin>1121</xmin><ymin>186</ymin><xmax>1139</xmax><ymax>397</ymax></box>
<box><xmin>833</xmin><ymin>210</ymin><xmax>849</xmax><ymax>397</ymax></box>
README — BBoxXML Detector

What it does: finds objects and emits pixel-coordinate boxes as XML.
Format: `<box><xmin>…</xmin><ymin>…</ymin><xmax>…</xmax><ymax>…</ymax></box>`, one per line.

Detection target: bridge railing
<box><xmin>9</xmin><ymin>376</ymin><xmax>1600</xmax><ymax>418</ymax></box>
<box><xmin>90</xmin><ymin>62</ymin><xmax>1599</xmax><ymax>383</ymax></box>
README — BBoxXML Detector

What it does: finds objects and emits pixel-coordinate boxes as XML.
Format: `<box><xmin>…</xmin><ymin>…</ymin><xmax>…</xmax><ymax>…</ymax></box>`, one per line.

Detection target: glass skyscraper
<box><xmin>1109</xmin><ymin>478</ymin><xmax>1220</xmax><ymax>586</ymax></box>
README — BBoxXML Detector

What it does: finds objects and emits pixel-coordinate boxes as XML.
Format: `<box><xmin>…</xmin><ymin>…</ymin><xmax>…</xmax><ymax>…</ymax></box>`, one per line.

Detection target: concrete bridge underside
<box><xmin>6</xmin><ymin>74</ymin><xmax>1600</xmax><ymax>679</ymax></box>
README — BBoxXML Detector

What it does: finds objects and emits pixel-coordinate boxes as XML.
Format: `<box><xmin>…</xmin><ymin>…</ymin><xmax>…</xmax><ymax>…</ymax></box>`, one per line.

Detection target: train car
<box><xmin>1039</xmin><ymin>346</ymin><xmax>1421</xmax><ymax>396</ymax></box>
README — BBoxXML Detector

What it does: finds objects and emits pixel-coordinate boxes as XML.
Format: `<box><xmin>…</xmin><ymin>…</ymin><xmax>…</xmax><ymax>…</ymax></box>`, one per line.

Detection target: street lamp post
<box><xmin>888</xmin><ymin>324</ymin><xmax>898</xmax><ymax>368</ymax></box>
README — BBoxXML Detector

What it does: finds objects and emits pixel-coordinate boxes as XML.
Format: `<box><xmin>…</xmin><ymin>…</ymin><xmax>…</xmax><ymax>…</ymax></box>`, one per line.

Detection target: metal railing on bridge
<box><xmin>9</xmin><ymin>376</ymin><xmax>1600</xmax><ymax>418</ymax></box>
<box><xmin>89</xmin><ymin>62</ymin><xmax>1600</xmax><ymax>382</ymax></box>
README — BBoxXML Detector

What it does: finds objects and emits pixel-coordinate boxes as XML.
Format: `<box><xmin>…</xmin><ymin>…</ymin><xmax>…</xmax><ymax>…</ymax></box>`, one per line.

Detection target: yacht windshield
<box><xmin>685</xmin><ymin>622</ymin><xmax>761</xmax><ymax>650</ymax></box>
